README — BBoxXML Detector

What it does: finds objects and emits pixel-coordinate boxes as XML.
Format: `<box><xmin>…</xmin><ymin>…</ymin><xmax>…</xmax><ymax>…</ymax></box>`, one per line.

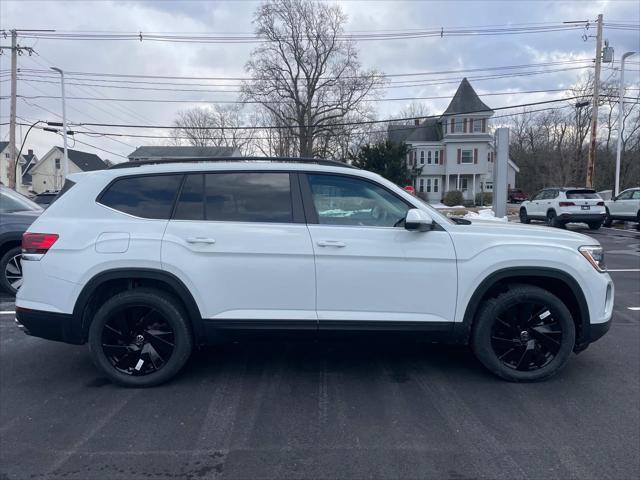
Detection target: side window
<box><xmin>632</xmin><ymin>191</ymin><xmax>640</xmax><ymax>200</ymax></box>
<box><xmin>307</xmin><ymin>174</ymin><xmax>409</xmax><ymax>227</ymax></box>
<box><xmin>174</xmin><ymin>174</ymin><xmax>204</xmax><ymax>220</ymax></box>
<box><xmin>617</xmin><ymin>190</ymin><xmax>633</xmax><ymax>200</ymax></box>
<box><xmin>99</xmin><ymin>174</ymin><xmax>182</xmax><ymax>219</ymax></box>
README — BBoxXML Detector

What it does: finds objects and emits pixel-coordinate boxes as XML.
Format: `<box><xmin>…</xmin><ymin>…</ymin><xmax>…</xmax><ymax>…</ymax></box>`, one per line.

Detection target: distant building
<box><xmin>127</xmin><ymin>146</ymin><xmax>241</xmax><ymax>162</ymax></box>
<box><xmin>388</xmin><ymin>77</ymin><xmax>519</xmax><ymax>203</ymax></box>
<box><xmin>29</xmin><ymin>147</ymin><xmax>108</xmax><ymax>193</ymax></box>
<box><xmin>19</xmin><ymin>149</ymin><xmax>39</xmax><ymax>195</ymax></box>
<box><xmin>0</xmin><ymin>141</ymin><xmax>28</xmax><ymax>192</ymax></box>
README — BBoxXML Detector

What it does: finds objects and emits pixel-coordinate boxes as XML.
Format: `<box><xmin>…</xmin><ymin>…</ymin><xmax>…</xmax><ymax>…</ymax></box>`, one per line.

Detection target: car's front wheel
<box><xmin>0</xmin><ymin>246</ymin><xmax>23</xmax><ymax>295</ymax></box>
<box><xmin>519</xmin><ymin>208</ymin><xmax>530</xmax><ymax>224</ymax></box>
<box><xmin>471</xmin><ymin>284</ymin><xmax>575</xmax><ymax>382</ymax></box>
<box><xmin>88</xmin><ymin>288</ymin><xmax>193</xmax><ymax>387</ymax></box>
<box><xmin>603</xmin><ymin>208</ymin><xmax>612</xmax><ymax>227</ymax></box>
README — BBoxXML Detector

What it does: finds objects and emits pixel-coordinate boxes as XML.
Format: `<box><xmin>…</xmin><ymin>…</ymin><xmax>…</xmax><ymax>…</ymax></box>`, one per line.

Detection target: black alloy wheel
<box><xmin>490</xmin><ymin>302</ymin><xmax>562</xmax><ymax>372</ymax></box>
<box><xmin>102</xmin><ymin>305</ymin><xmax>175</xmax><ymax>376</ymax></box>
<box><xmin>519</xmin><ymin>208</ymin><xmax>530</xmax><ymax>224</ymax></box>
<box><xmin>1</xmin><ymin>246</ymin><xmax>23</xmax><ymax>294</ymax></box>
<box><xmin>472</xmin><ymin>284</ymin><xmax>575</xmax><ymax>382</ymax></box>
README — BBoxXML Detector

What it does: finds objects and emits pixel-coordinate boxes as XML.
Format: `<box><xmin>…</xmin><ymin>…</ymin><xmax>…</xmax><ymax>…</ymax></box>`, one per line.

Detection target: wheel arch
<box><xmin>72</xmin><ymin>268</ymin><xmax>205</xmax><ymax>345</ymax></box>
<box><xmin>455</xmin><ymin>267</ymin><xmax>590</xmax><ymax>351</ymax></box>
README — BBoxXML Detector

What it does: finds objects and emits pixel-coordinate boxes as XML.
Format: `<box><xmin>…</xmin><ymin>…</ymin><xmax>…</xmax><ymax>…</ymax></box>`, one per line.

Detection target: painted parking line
<box><xmin>0</xmin><ymin>311</ymin><xmax>16</xmax><ymax>315</ymax></box>
<box><xmin>607</xmin><ymin>269</ymin><xmax>640</xmax><ymax>272</ymax></box>
<box><xmin>628</xmin><ymin>307</ymin><xmax>640</xmax><ymax>311</ymax></box>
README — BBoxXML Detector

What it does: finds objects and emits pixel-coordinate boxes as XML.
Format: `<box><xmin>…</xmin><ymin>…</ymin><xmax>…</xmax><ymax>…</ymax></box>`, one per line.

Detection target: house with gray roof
<box><xmin>29</xmin><ymin>147</ymin><xmax>108</xmax><ymax>194</ymax></box>
<box><xmin>388</xmin><ymin>77</ymin><xmax>519</xmax><ymax>203</ymax></box>
<box><xmin>127</xmin><ymin>146</ymin><xmax>241</xmax><ymax>162</ymax></box>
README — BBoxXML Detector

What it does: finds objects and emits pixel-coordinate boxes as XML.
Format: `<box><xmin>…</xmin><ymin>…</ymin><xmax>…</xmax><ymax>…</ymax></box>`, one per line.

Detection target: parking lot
<box><xmin>0</xmin><ymin>225</ymin><xmax>638</xmax><ymax>480</ymax></box>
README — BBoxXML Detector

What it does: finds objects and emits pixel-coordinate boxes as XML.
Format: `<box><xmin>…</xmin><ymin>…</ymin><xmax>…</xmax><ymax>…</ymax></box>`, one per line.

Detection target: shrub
<box><xmin>475</xmin><ymin>192</ymin><xmax>493</xmax><ymax>205</ymax></box>
<box><xmin>443</xmin><ymin>190</ymin><xmax>464</xmax><ymax>206</ymax></box>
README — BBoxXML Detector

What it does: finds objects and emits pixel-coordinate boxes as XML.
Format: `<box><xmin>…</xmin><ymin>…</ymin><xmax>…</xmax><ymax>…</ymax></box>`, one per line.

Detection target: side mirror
<box><xmin>404</xmin><ymin>208</ymin><xmax>433</xmax><ymax>232</ymax></box>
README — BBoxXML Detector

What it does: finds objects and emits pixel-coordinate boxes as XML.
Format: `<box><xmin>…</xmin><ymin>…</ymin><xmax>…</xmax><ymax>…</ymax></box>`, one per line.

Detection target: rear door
<box><xmin>161</xmin><ymin>171</ymin><xmax>316</xmax><ymax>325</ymax></box>
<box><xmin>301</xmin><ymin>172</ymin><xmax>457</xmax><ymax>328</ymax></box>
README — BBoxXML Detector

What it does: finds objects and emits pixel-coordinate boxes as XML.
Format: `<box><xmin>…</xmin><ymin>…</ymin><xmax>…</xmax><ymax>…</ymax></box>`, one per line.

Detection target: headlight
<box><xmin>579</xmin><ymin>246</ymin><xmax>606</xmax><ymax>272</ymax></box>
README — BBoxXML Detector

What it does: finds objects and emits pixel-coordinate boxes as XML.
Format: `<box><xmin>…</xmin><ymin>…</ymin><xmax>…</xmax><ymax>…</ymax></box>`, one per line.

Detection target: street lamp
<box><xmin>615</xmin><ymin>51</ymin><xmax>637</xmax><ymax>196</ymax></box>
<box><xmin>50</xmin><ymin>67</ymin><xmax>69</xmax><ymax>183</ymax></box>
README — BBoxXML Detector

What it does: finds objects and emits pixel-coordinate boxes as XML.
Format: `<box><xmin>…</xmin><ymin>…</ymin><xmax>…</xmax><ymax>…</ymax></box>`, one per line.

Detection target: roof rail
<box><xmin>109</xmin><ymin>156</ymin><xmax>356</xmax><ymax>170</ymax></box>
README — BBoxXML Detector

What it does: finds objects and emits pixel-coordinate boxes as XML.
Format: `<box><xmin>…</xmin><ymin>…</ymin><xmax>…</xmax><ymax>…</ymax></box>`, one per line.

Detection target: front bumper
<box><xmin>15</xmin><ymin>307</ymin><xmax>84</xmax><ymax>345</ymax></box>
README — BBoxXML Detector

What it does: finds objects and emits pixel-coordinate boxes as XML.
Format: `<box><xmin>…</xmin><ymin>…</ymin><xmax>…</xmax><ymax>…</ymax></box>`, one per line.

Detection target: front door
<box><xmin>301</xmin><ymin>173</ymin><xmax>457</xmax><ymax>328</ymax></box>
<box><xmin>162</xmin><ymin>171</ymin><xmax>316</xmax><ymax>325</ymax></box>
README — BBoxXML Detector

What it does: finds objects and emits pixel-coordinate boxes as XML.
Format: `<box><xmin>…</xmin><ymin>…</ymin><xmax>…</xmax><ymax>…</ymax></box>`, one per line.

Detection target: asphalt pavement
<box><xmin>0</xmin><ymin>225</ymin><xmax>638</xmax><ymax>479</ymax></box>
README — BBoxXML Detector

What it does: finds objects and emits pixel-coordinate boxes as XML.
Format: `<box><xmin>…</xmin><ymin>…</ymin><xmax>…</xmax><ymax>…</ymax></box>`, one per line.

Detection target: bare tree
<box><xmin>172</xmin><ymin>104</ymin><xmax>256</xmax><ymax>155</ymax></box>
<box><xmin>242</xmin><ymin>0</ymin><xmax>384</xmax><ymax>157</ymax></box>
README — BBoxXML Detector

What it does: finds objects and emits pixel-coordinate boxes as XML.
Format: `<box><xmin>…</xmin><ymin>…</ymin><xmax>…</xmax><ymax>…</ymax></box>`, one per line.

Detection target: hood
<box><xmin>456</xmin><ymin>220</ymin><xmax>598</xmax><ymax>246</ymax></box>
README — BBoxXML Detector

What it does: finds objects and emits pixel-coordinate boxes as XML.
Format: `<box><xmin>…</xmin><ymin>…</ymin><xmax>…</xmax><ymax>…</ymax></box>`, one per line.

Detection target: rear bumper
<box><xmin>15</xmin><ymin>307</ymin><xmax>84</xmax><ymax>345</ymax></box>
<box><xmin>558</xmin><ymin>213</ymin><xmax>606</xmax><ymax>223</ymax></box>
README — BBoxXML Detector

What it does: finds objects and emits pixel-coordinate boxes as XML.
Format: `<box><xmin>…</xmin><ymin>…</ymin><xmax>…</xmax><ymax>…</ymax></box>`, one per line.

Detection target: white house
<box><xmin>29</xmin><ymin>147</ymin><xmax>108</xmax><ymax>194</ymax></box>
<box><xmin>128</xmin><ymin>146</ymin><xmax>241</xmax><ymax>162</ymax></box>
<box><xmin>388</xmin><ymin>78</ymin><xmax>519</xmax><ymax>203</ymax></box>
<box><xmin>0</xmin><ymin>141</ymin><xmax>29</xmax><ymax>193</ymax></box>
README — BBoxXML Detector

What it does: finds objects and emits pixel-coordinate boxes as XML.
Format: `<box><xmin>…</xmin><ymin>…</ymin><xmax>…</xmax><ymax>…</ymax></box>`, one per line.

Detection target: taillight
<box><xmin>559</xmin><ymin>201</ymin><xmax>575</xmax><ymax>207</ymax></box>
<box><xmin>597</xmin><ymin>201</ymin><xmax>604</xmax><ymax>206</ymax></box>
<box><xmin>22</xmin><ymin>233</ymin><xmax>59</xmax><ymax>254</ymax></box>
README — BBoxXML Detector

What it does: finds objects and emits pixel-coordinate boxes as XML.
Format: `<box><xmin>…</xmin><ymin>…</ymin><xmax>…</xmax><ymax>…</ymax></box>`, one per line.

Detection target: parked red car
<box><xmin>508</xmin><ymin>188</ymin><xmax>528</xmax><ymax>203</ymax></box>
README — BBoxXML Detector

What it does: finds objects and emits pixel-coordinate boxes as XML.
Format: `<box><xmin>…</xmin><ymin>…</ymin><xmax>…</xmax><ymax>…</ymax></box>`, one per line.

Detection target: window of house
<box><xmin>454</xmin><ymin>118</ymin><xmax>464</xmax><ymax>133</ymax></box>
<box><xmin>55</xmin><ymin>158</ymin><xmax>61</xmax><ymax>170</ymax></box>
<box><xmin>426</xmin><ymin>178</ymin><xmax>432</xmax><ymax>193</ymax></box>
<box><xmin>473</xmin><ymin>119</ymin><xmax>483</xmax><ymax>132</ymax></box>
<box><xmin>433</xmin><ymin>178</ymin><xmax>439</xmax><ymax>193</ymax></box>
<box><xmin>427</xmin><ymin>151</ymin><xmax>432</xmax><ymax>164</ymax></box>
<box><xmin>420</xmin><ymin>150</ymin><xmax>425</xmax><ymax>165</ymax></box>
<box><xmin>4</xmin><ymin>153</ymin><xmax>9</xmax><ymax>159</ymax></box>
<box><xmin>434</xmin><ymin>150</ymin><xmax>439</xmax><ymax>164</ymax></box>
<box><xmin>418</xmin><ymin>178</ymin><xmax>424</xmax><ymax>192</ymax></box>
<box><xmin>485</xmin><ymin>182</ymin><xmax>493</xmax><ymax>191</ymax></box>
<box><xmin>461</xmin><ymin>150</ymin><xmax>473</xmax><ymax>164</ymax></box>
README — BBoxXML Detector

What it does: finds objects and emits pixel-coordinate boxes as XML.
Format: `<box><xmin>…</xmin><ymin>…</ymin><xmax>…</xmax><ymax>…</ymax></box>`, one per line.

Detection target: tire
<box><xmin>471</xmin><ymin>284</ymin><xmax>576</xmax><ymax>382</ymax></box>
<box><xmin>547</xmin><ymin>210</ymin><xmax>564</xmax><ymax>228</ymax></box>
<box><xmin>0</xmin><ymin>246</ymin><xmax>23</xmax><ymax>295</ymax></box>
<box><xmin>588</xmin><ymin>221</ymin><xmax>602</xmax><ymax>230</ymax></box>
<box><xmin>88</xmin><ymin>288</ymin><xmax>193</xmax><ymax>387</ymax></box>
<box><xmin>603</xmin><ymin>208</ymin><xmax>612</xmax><ymax>227</ymax></box>
<box><xmin>519</xmin><ymin>208</ymin><xmax>530</xmax><ymax>224</ymax></box>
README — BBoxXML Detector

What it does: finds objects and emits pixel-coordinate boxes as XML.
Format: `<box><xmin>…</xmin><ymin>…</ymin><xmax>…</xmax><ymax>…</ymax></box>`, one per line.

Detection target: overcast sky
<box><xmin>1</xmin><ymin>0</ymin><xmax>639</xmax><ymax>163</ymax></box>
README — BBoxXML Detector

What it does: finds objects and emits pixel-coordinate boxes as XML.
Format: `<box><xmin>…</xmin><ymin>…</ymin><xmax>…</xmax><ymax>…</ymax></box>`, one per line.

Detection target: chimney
<box><xmin>414</xmin><ymin>118</ymin><xmax>420</xmax><ymax>126</ymax></box>
<box><xmin>28</xmin><ymin>149</ymin><xmax>33</xmax><ymax>156</ymax></box>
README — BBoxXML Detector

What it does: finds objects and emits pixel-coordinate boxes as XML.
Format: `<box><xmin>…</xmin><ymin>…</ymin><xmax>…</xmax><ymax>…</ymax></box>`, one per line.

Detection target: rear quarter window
<box><xmin>99</xmin><ymin>174</ymin><xmax>182</xmax><ymax>219</ymax></box>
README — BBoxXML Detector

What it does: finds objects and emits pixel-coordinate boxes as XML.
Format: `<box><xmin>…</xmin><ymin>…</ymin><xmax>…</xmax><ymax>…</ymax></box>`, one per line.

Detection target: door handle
<box><xmin>317</xmin><ymin>240</ymin><xmax>346</xmax><ymax>248</ymax></box>
<box><xmin>186</xmin><ymin>237</ymin><xmax>216</xmax><ymax>245</ymax></box>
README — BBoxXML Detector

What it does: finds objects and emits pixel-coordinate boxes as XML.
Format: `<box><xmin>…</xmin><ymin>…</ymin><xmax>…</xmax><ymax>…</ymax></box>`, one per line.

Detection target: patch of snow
<box><xmin>463</xmin><ymin>208</ymin><xmax>508</xmax><ymax>223</ymax></box>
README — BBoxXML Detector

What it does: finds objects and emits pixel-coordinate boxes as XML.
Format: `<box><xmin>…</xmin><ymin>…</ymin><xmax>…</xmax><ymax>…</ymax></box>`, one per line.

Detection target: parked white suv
<box><xmin>16</xmin><ymin>159</ymin><xmax>613</xmax><ymax>386</ymax></box>
<box><xmin>604</xmin><ymin>187</ymin><xmax>640</xmax><ymax>226</ymax></box>
<box><xmin>519</xmin><ymin>188</ymin><xmax>606</xmax><ymax>229</ymax></box>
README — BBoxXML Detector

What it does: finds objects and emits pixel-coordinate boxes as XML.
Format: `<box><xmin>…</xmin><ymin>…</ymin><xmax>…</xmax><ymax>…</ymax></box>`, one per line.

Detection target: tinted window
<box><xmin>173</xmin><ymin>172</ymin><xmax>293</xmax><ymax>223</ymax></box>
<box><xmin>0</xmin><ymin>187</ymin><xmax>42</xmax><ymax>213</ymax></box>
<box><xmin>174</xmin><ymin>174</ymin><xmax>204</xmax><ymax>220</ymax></box>
<box><xmin>632</xmin><ymin>191</ymin><xmax>640</xmax><ymax>200</ymax></box>
<box><xmin>307</xmin><ymin>174</ymin><xmax>409</xmax><ymax>227</ymax></box>
<box><xmin>566</xmin><ymin>190</ymin><xmax>599</xmax><ymax>199</ymax></box>
<box><xmin>100</xmin><ymin>174</ymin><xmax>182</xmax><ymax>219</ymax></box>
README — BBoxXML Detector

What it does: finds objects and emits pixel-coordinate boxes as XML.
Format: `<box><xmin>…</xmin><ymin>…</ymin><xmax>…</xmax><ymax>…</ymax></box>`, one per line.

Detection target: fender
<box><xmin>454</xmin><ymin>267</ymin><xmax>590</xmax><ymax>348</ymax></box>
<box><xmin>72</xmin><ymin>268</ymin><xmax>204</xmax><ymax>344</ymax></box>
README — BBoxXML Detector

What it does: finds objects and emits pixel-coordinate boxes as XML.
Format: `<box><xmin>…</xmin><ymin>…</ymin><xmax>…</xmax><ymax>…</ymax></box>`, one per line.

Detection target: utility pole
<box><xmin>585</xmin><ymin>14</ymin><xmax>603</xmax><ymax>188</ymax></box>
<box><xmin>615</xmin><ymin>51</ymin><xmax>636</xmax><ymax>196</ymax></box>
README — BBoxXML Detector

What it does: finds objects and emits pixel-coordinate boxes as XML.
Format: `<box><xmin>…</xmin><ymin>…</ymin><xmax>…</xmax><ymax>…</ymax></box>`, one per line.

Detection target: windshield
<box><xmin>0</xmin><ymin>187</ymin><xmax>43</xmax><ymax>213</ymax></box>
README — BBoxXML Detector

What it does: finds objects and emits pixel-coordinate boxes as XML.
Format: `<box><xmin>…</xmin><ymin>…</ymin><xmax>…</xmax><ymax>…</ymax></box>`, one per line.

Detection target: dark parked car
<box><xmin>508</xmin><ymin>188</ymin><xmax>528</xmax><ymax>203</ymax></box>
<box><xmin>0</xmin><ymin>186</ymin><xmax>42</xmax><ymax>294</ymax></box>
<box><xmin>33</xmin><ymin>191</ymin><xmax>60</xmax><ymax>208</ymax></box>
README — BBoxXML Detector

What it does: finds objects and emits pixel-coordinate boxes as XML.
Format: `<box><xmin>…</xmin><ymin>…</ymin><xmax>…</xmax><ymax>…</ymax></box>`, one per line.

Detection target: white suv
<box><xmin>16</xmin><ymin>159</ymin><xmax>613</xmax><ymax>386</ymax></box>
<box><xmin>604</xmin><ymin>187</ymin><xmax>640</xmax><ymax>226</ymax></box>
<box><xmin>519</xmin><ymin>188</ymin><xmax>606</xmax><ymax>229</ymax></box>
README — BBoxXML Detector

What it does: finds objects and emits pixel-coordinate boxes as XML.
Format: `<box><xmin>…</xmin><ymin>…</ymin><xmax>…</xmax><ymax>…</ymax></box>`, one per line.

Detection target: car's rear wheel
<box><xmin>519</xmin><ymin>208</ymin><xmax>530</xmax><ymax>224</ymax></box>
<box><xmin>88</xmin><ymin>288</ymin><xmax>193</xmax><ymax>387</ymax></box>
<box><xmin>471</xmin><ymin>285</ymin><xmax>575</xmax><ymax>382</ymax></box>
<box><xmin>0</xmin><ymin>246</ymin><xmax>23</xmax><ymax>295</ymax></box>
<box><xmin>547</xmin><ymin>210</ymin><xmax>564</xmax><ymax>228</ymax></box>
<box><xmin>603</xmin><ymin>208</ymin><xmax>612</xmax><ymax>227</ymax></box>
